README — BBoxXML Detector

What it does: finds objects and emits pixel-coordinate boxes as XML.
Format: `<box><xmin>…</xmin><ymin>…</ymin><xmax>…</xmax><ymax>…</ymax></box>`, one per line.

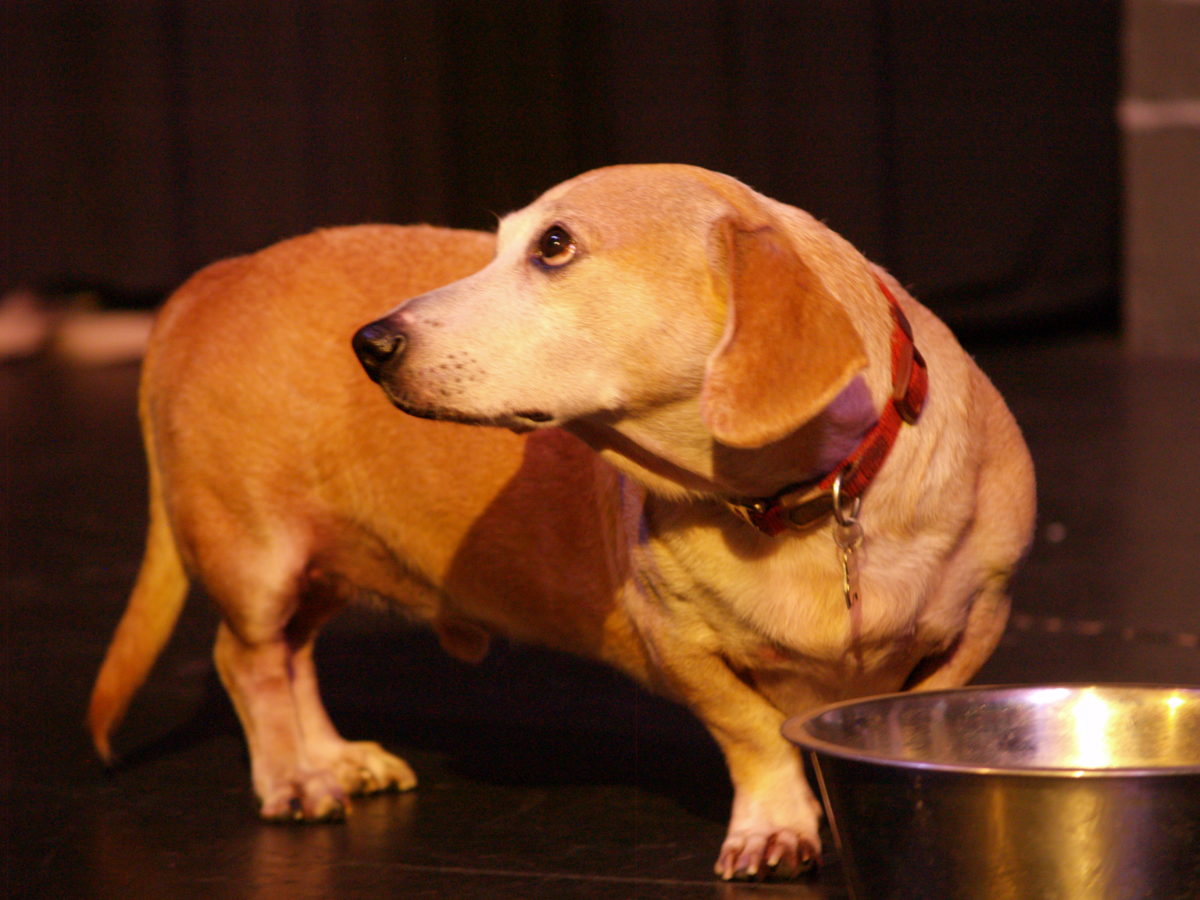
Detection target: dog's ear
<box><xmin>700</xmin><ymin>219</ymin><xmax>867</xmax><ymax>448</ymax></box>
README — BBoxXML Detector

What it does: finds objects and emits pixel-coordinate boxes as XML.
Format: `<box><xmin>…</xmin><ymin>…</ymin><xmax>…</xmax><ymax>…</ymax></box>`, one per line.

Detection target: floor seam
<box><xmin>1009</xmin><ymin>612</ymin><xmax>1200</xmax><ymax>650</ymax></box>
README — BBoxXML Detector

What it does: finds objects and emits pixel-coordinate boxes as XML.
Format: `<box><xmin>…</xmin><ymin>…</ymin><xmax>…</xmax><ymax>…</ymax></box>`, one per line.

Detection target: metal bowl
<box><xmin>783</xmin><ymin>685</ymin><xmax>1200</xmax><ymax>900</ymax></box>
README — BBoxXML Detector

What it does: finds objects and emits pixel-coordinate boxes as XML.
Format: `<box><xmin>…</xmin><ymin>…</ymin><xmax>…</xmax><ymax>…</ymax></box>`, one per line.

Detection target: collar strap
<box><xmin>725</xmin><ymin>275</ymin><xmax>928</xmax><ymax>536</ymax></box>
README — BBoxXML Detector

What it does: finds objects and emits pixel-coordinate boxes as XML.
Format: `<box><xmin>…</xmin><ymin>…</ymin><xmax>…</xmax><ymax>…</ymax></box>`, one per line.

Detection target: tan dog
<box><xmin>89</xmin><ymin>164</ymin><xmax>1035</xmax><ymax>880</ymax></box>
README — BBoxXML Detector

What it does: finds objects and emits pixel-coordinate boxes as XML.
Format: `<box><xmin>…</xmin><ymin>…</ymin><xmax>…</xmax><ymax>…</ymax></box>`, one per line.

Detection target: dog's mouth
<box><xmin>381</xmin><ymin>386</ymin><xmax>558</xmax><ymax>434</ymax></box>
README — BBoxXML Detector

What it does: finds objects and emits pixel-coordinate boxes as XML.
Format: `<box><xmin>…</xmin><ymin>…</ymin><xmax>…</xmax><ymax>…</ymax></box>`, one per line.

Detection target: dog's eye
<box><xmin>534</xmin><ymin>225</ymin><xmax>576</xmax><ymax>268</ymax></box>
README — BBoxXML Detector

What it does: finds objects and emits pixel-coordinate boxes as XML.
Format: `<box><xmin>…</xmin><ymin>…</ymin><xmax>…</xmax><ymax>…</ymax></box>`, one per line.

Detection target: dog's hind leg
<box><xmin>213</xmin><ymin>618</ymin><xmax>347</xmax><ymax>820</ymax></box>
<box><xmin>206</xmin><ymin>540</ymin><xmax>413</xmax><ymax>821</ymax></box>
<box><xmin>280</xmin><ymin>584</ymin><xmax>417</xmax><ymax>799</ymax></box>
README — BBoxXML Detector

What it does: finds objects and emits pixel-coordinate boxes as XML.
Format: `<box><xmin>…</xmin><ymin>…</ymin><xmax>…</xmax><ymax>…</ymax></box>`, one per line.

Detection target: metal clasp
<box><xmin>831</xmin><ymin>471</ymin><xmax>862</xmax><ymax>531</ymax></box>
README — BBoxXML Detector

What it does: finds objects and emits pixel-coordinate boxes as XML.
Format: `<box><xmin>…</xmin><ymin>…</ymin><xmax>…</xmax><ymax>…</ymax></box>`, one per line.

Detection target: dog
<box><xmin>89</xmin><ymin>164</ymin><xmax>1035</xmax><ymax>880</ymax></box>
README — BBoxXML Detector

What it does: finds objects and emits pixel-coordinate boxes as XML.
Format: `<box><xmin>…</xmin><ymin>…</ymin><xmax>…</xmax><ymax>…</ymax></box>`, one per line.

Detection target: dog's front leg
<box><xmin>638</xmin><ymin>627</ymin><xmax>823</xmax><ymax>879</ymax></box>
<box><xmin>713</xmin><ymin>704</ymin><xmax>822</xmax><ymax>881</ymax></box>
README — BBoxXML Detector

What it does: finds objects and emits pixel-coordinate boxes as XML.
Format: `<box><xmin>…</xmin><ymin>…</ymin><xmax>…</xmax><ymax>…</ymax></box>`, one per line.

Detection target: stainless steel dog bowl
<box><xmin>784</xmin><ymin>685</ymin><xmax>1200</xmax><ymax>900</ymax></box>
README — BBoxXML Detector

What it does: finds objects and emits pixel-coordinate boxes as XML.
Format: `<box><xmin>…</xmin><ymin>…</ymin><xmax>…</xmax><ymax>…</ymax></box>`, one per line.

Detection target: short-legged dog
<box><xmin>90</xmin><ymin>164</ymin><xmax>1035</xmax><ymax>879</ymax></box>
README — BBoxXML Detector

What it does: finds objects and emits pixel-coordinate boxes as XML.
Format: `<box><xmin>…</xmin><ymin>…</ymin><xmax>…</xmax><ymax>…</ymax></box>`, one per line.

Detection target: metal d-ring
<box><xmin>831</xmin><ymin>471</ymin><xmax>862</xmax><ymax>529</ymax></box>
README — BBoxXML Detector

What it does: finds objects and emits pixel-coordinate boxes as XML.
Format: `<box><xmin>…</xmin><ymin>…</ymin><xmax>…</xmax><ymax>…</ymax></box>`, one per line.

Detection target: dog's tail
<box><xmin>87</xmin><ymin>429</ymin><xmax>189</xmax><ymax>765</ymax></box>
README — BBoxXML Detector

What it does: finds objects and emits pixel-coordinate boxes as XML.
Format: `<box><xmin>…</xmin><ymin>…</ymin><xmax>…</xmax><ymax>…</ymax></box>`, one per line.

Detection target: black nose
<box><xmin>352</xmin><ymin>320</ymin><xmax>406</xmax><ymax>382</ymax></box>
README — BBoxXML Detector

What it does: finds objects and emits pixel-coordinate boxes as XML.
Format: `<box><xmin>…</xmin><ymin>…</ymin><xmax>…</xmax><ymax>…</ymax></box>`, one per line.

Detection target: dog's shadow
<box><xmin>106</xmin><ymin>616</ymin><xmax>731</xmax><ymax>826</ymax></box>
<box><xmin>318</xmin><ymin>619</ymin><xmax>733</xmax><ymax>825</ymax></box>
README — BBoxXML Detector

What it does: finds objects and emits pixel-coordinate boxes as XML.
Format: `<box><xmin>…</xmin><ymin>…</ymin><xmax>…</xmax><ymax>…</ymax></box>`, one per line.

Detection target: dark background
<box><xmin>3</xmin><ymin>0</ymin><xmax>1120</xmax><ymax>340</ymax></box>
<box><xmin>12</xmin><ymin>7</ymin><xmax>1200</xmax><ymax>898</ymax></box>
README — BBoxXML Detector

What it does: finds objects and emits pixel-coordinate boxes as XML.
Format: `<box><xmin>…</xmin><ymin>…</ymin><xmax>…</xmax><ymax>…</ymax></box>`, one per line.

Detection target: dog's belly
<box><xmin>303</xmin><ymin>529</ymin><xmax>504</xmax><ymax>666</ymax></box>
<box><xmin>301</xmin><ymin>466</ymin><xmax>637</xmax><ymax>670</ymax></box>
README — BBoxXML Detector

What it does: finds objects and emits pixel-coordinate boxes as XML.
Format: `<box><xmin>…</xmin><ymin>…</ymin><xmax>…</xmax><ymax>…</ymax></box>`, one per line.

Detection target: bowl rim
<box><xmin>782</xmin><ymin>682</ymin><xmax>1200</xmax><ymax>777</ymax></box>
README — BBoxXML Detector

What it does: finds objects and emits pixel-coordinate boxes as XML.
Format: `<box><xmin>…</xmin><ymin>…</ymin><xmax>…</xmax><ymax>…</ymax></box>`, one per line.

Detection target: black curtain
<box><xmin>2</xmin><ymin>0</ymin><xmax>1120</xmax><ymax>339</ymax></box>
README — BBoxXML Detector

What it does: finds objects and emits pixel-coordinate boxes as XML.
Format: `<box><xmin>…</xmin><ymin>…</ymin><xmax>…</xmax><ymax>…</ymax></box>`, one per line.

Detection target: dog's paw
<box><xmin>258</xmin><ymin>770</ymin><xmax>351</xmax><ymax>822</ymax></box>
<box><xmin>322</xmin><ymin>740</ymin><xmax>418</xmax><ymax>797</ymax></box>
<box><xmin>714</xmin><ymin>828</ymin><xmax>819</xmax><ymax>881</ymax></box>
<box><xmin>715</xmin><ymin>774</ymin><xmax>824</xmax><ymax>880</ymax></box>
<box><xmin>256</xmin><ymin>742</ymin><xmax>416</xmax><ymax>822</ymax></box>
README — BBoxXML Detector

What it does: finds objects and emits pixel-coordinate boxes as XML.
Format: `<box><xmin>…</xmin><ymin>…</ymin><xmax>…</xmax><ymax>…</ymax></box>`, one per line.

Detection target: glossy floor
<box><xmin>4</xmin><ymin>335</ymin><xmax>1199</xmax><ymax>899</ymax></box>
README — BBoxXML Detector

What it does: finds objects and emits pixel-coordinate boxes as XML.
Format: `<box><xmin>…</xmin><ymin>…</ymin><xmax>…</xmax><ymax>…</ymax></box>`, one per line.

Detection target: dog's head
<box><xmin>354</xmin><ymin>165</ymin><xmax>871</xmax><ymax>487</ymax></box>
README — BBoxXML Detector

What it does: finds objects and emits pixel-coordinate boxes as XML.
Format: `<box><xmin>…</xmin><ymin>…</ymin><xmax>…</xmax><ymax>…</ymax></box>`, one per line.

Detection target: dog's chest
<box><xmin>645</xmin><ymin>523</ymin><xmax>930</xmax><ymax>694</ymax></box>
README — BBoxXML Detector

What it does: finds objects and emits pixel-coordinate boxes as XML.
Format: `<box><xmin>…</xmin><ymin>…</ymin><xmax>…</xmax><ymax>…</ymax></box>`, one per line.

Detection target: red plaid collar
<box><xmin>725</xmin><ymin>276</ymin><xmax>927</xmax><ymax>536</ymax></box>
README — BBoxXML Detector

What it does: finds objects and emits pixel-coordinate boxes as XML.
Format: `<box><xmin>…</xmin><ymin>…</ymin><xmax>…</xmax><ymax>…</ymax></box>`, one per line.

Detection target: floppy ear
<box><xmin>700</xmin><ymin>219</ymin><xmax>868</xmax><ymax>448</ymax></box>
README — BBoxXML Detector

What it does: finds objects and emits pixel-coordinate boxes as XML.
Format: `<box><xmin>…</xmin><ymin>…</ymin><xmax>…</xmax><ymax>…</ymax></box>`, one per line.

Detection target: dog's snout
<box><xmin>353</xmin><ymin>320</ymin><xmax>407</xmax><ymax>382</ymax></box>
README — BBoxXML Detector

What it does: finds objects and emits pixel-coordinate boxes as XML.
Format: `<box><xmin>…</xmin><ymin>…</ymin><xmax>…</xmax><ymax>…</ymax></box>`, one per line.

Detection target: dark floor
<box><xmin>4</xmin><ymin>334</ymin><xmax>1200</xmax><ymax>899</ymax></box>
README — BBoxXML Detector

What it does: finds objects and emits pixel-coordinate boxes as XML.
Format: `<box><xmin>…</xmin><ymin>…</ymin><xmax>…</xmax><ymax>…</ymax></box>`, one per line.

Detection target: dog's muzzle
<box><xmin>352</xmin><ymin>319</ymin><xmax>407</xmax><ymax>383</ymax></box>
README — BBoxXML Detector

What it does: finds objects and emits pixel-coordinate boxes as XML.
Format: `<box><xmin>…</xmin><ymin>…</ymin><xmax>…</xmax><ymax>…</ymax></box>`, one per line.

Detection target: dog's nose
<box><xmin>352</xmin><ymin>320</ymin><xmax>406</xmax><ymax>382</ymax></box>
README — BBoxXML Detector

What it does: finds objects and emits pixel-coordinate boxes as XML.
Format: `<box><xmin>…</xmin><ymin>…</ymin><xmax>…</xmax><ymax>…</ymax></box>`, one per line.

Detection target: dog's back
<box><xmin>90</xmin><ymin>225</ymin><xmax>502</xmax><ymax>755</ymax></box>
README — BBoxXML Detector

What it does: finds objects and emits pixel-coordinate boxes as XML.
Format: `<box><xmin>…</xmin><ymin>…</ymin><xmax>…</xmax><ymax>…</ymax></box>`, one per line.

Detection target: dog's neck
<box><xmin>565</xmin><ymin>380</ymin><xmax>878</xmax><ymax>505</ymax></box>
